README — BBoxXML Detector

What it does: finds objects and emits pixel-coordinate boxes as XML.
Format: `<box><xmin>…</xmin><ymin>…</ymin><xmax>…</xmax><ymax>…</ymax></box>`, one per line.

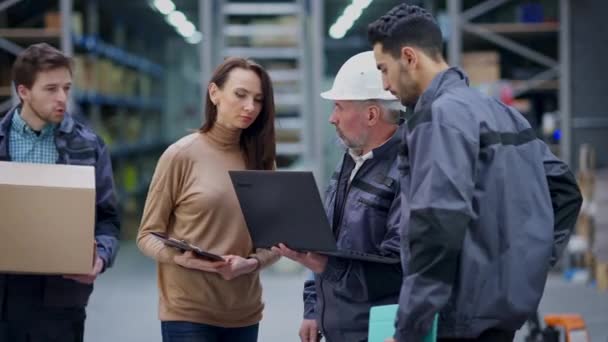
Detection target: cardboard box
<box><xmin>462</xmin><ymin>51</ymin><xmax>501</xmax><ymax>85</ymax></box>
<box><xmin>591</xmin><ymin>168</ymin><xmax>608</xmax><ymax>264</ymax></box>
<box><xmin>44</xmin><ymin>12</ymin><xmax>62</xmax><ymax>30</ymax></box>
<box><xmin>0</xmin><ymin>161</ymin><xmax>95</xmax><ymax>274</ymax></box>
<box><xmin>596</xmin><ymin>262</ymin><xmax>608</xmax><ymax>291</ymax></box>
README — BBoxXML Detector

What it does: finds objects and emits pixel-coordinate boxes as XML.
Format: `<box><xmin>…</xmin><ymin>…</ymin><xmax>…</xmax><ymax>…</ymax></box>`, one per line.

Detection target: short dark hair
<box><xmin>368</xmin><ymin>4</ymin><xmax>443</xmax><ymax>61</ymax></box>
<box><xmin>12</xmin><ymin>43</ymin><xmax>72</xmax><ymax>91</ymax></box>
<box><xmin>200</xmin><ymin>57</ymin><xmax>276</xmax><ymax>171</ymax></box>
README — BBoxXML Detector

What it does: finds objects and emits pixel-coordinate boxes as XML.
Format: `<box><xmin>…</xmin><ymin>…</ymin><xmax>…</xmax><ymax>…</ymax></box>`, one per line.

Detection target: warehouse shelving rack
<box><xmin>445</xmin><ymin>0</ymin><xmax>570</xmax><ymax>163</ymax></box>
<box><xmin>200</xmin><ymin>0</ymin><xmax>325</xmax><ymax>182</ymax></box>
<box><xmin>0</xmin><ymin>0</ymin><xmax>170</xmax><ymax>238</ymax></box>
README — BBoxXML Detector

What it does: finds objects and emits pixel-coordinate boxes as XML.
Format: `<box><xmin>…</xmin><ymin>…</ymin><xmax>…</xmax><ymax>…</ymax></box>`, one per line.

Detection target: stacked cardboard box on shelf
<box><xmin>462</xmin><ymin>51</ymin><xmax>501</xmax><ymax>85</ymax></box>
<box><xmin>96</xmin><ymin>60</ymin><xmax>131</xmax><ymax>96</ymax></box>
<box><xmin>44</xmin><ymin>11</ymin><xmax>83</xmax><ymax>36</ymax></box>
<box><xmin>275</xmin><ymin>126</ymin><xmax>300</xmax><ymax>143</ymax></box>
<box><xmin>73</xmin><ymin>55</ymin><xmax>141</xmax><ymax>98</ymax></box>
<box><xmin>44</xmin><ymin>12</ymin><xmax>61</xmax><ymax>31</ymax></box>
<box><xmin>138</xmin><ymin>74</ymin><xmax>152</xmax><ymax>98</ymax></box>
<box><xmin>574</xmin><ymin>144</ymin><xmax>608</xmax><ymax>291</ymax></box>
<box><xmin>591</xmin><ymin>167</ymin><xmax>608</xmax><ymax>291</ymax></box>
<box><xmin>576</xmin><ymin>144</ymin><xmax>596</xmax><ymax>268</ymax></box>
<box><xmin>72</xmin><ymin>54</ymin><xmax>93</xmax><ymax>91</ymax></box>
<box><xmin>249</xmin><ymin>16</ymin><xmax>299</xmax><ymax>47</ymax></box>
<box><xmin>122</xmin><ymin>69</ymin><xmax>138</xmax><ymax>97</ymax></box>
<box><xmin>0</xmin><ymin>58</ymin><xmax>15</xmax><ymax>98</ymax></box>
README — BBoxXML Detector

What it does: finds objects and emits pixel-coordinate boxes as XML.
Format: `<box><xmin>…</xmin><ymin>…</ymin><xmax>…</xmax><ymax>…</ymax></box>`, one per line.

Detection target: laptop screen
<box><xmin>229</xmin><ymin>170</ymin><xmax>338</xmax><ymax>252</ymax></box>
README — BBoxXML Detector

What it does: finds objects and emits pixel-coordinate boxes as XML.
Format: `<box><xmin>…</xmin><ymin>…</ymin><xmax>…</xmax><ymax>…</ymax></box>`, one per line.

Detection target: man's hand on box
<box><xmin>63</xmin><ymin>256</ymin><xmax>104</xmax><ymax>284</ymax></box>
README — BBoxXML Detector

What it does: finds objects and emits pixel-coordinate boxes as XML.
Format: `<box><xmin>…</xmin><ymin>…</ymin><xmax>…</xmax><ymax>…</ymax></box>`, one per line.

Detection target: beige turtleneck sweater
<box><xmin>137</xmin><ymin>123</ymin><xmax>279</xmax><ymax>327</ymax></box>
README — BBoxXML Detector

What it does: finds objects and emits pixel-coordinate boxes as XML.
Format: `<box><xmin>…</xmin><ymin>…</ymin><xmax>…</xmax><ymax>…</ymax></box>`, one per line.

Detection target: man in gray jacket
<box><xmin>273</xmin><ymin>51</ymin><xmax>404</xmax><ymax>342</ymax></box>
<box><xmin>368</xmin><ymin>4</ymin><xmax>582</xmax><ymax>342</ymax></box>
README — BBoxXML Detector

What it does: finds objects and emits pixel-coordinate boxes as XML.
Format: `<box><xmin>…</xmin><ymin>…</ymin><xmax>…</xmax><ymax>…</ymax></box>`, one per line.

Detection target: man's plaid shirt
<box><xmin>8</xmin><ymin>108</ymin><xmax>58</xmax><ymax>164</ymax></box>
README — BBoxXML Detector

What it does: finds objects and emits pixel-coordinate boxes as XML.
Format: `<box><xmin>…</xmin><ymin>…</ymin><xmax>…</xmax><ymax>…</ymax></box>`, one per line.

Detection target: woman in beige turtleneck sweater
<box><xmin>137</xmin><ymin>57</ymin><xmax>279</xmax><ymax>342</ymax></box>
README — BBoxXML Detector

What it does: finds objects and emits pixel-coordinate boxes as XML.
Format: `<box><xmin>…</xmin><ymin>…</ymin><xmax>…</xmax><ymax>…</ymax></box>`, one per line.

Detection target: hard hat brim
<box><xmin>320</xmin><ymin>89</ymin><xmax>397</xmax><ymax>101</ymax></box>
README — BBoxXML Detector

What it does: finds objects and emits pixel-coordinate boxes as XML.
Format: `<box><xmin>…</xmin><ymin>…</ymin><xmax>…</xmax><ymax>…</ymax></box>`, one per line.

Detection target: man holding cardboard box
<box><xmin>0</xmin><ymin>43</ymin><xmax>120</xmax><ymax>341</ymax></box>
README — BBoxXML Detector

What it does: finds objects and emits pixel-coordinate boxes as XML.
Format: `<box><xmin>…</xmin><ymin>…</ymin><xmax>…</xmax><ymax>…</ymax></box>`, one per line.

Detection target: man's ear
<box><xmin>17</xmin><ymin>84</ymin><xmax>29</xmax><ymax>102</ymax></box>
<box><xmin>400</xmin><ymin>46</ymin><xmax>418</xmax><ymax>68</ymax></box>
<box><xmin>367</xmin><ymin>103</ymin><xmax>381</xmax><ymax>126</ymax></box>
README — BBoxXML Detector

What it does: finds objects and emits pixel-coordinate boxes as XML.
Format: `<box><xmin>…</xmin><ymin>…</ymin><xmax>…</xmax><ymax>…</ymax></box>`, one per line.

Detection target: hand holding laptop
<box><xmin>174</xmin><ymin>251</ymin><xmax>226</xmax><ymax>272</ymax></box>
<box><xmin>272</xmin><ymin>243</ymin><xmax>328</xmax><ymax>274</ymax></box>
<box><xmin>230</xmin><ymin>171</ymin><xmax>400</xmax><ymax>265</ymax></box>
<box><xmin>174</xmin><ymin>251</ymin><xmax>259</xmax><ymax>280</ymax></box>
<box><xmin>218</xmin><ymin>255</ymin><xmax>260</xmax><ymax>280</ymax></box>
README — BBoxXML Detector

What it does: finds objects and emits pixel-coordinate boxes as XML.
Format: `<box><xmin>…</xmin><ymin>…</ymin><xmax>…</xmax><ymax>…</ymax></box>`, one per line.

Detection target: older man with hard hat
<box><xmin>273</xmin><ymin>51</ymin><xmax>404</xmax><ymax>342</ymax></box>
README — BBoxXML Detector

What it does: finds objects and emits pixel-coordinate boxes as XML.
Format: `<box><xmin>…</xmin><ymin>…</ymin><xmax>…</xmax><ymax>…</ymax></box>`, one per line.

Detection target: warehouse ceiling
<box><xmin>0</xmin><ymin>0</ymin><xmax>427</xmax><ymax>74</ymax></box>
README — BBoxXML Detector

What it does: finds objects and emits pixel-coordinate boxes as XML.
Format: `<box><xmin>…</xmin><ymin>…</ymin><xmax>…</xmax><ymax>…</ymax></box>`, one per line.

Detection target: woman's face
<box><xmin>209</xmin><ymin>68</ymin><xmax>264</xmax><ymax>130</ymax></box>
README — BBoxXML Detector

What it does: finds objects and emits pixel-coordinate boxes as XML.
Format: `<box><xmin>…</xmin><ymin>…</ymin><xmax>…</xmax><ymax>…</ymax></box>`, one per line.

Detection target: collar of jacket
<box><xmin>369</xmin><ymin>128</ymin><xmax>400</xmax><ymax>160</ymax></box>
<box><xmin>0</xmin><ymin>105</ymin><xmax>75</xmax><ymax>138</ymax></box>
<box><xmin>410</xmin><ymin>67</ymin><xmax>469</xmax><ymax>117</ymax></box>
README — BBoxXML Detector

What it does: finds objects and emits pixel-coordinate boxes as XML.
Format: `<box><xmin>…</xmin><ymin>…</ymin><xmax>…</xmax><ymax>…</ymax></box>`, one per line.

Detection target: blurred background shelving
<box><xmin>201</xmin><ymin>0</ymin><xmax>323</xmax><ymax>175</ymax></box>
<box><xmin>0</xmin><ymin>0</ymin><xmax>326</xmax><ymax>240</ymax></box>
<box><xmin>1</xmin><ymin>1</ymin><xmax>608</xmax><ymax>340</ymax></box>
<box><xmin>0</xmin><ymin>0</ymin><xmax>203</xmax><ymax>239</ymax></box>
<box><xmin>1</xmin><ymin>0</ymin><xmax>607</xmax><ymax>286</ymax></box>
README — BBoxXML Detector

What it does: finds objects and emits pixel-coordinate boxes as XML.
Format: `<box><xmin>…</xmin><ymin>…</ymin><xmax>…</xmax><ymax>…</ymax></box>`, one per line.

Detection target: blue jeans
<box><xmin>161</xmin><ymin>321</ymin><xmax>259</xmax><ymax>342</ymax></box>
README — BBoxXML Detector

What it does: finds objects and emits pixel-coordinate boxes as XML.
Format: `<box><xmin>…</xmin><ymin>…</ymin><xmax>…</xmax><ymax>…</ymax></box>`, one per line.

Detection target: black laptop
<box><xmin>229</xmin><ymin>170</ymin><xmax>400</xmax><ymax>264</ymax></box>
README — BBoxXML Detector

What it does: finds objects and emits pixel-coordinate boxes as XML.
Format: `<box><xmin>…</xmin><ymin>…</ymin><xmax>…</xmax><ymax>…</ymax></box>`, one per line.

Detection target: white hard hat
<box><xmin>320</xmin><ymin>51</ymin><xmax>397</xmax><ymax>101</ymax></box>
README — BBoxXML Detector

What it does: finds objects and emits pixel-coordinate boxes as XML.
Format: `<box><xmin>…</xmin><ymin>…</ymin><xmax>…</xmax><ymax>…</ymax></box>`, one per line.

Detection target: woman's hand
<box><xmin>216</xmin><ymin>255</ymin><xmax>259</xmax><ymax>280</ymax></box>
<box><xmin>174</xmin><ymin>251</ymin><xmax>227</xmax><ymax>273</ymax></box>
<box><xmin>174</xmin><ymin>252</ymin><xmax>259</xmax><ymax>280</ymax></box>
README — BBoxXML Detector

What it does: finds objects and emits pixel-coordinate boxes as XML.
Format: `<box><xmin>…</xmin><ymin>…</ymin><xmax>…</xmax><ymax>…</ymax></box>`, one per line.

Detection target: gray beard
<box><xmin>334</xmin><ymin>136</ymin><xmax>363</xmax><ymax>154</ymax></box>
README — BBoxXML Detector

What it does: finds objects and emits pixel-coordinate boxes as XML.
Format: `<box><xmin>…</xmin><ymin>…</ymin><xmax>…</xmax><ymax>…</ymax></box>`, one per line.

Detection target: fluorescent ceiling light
<box><xmin>354</xmin><ymin>0</ymin><xmax>373</xmax><ymax>8</ymax></box>
<box><xmin>186</xmin><ymin>32</ymin><xmax>202</xmax><ymax>45</ymax></box>
<box><xmin>343</xmin><ymin>4</ymin><xmax>363</xmax><ymax>21</ymax></box>
<box><xmin>177</xmin><ymin>21</ymin><xmax>196</xmax><ymax>38</ymax></box>
<box><xmin>329</xmin><ymin>25</ymin><xmax>346</xmax><ymax>39</ymax></box>
<box><xmin>150</xmin><ymin>1</ymin><xmax>200</xmax><ymax>45</ymax></box>
<box><xmin>167</xmin><ymin>11</ymin><xmax>187</xmax><ymax>27</ymax></box>
<box><xmin>329</xmin><ymin>0</ymin><xmax>373</xmax><ymax>39</ymax></box>
<box><xmin>153</xmin><ymin>0</ymin><xmax>175</xmax><ymax>15</ymax></box>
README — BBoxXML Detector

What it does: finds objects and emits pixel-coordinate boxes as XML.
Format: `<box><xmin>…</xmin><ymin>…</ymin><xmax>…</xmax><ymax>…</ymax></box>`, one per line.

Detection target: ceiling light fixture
<box><xmin>153</xmin><ymin>0</ymin><xmax>175</xmax><ymax>15</ymax></box>
<box><xmin>150</xmin><ymin>0</ymin><xmax>202</xmax><ymax>45</ymax></box>
<box><xmin>329</xmin><ymin>0</ymin><xmax>373</xmax><ymax>39</ymax></box>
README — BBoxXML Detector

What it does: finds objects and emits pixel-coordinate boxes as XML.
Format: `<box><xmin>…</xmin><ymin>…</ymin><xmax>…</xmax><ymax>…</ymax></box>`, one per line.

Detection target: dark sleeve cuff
<box><xmin>96</xmin><ymin>247</ymin><xmax>110</xmax><ymax>273</ymax></box>
<box><xmin>303</xmin><ymin>308</ymin><xmax>317</xmax><ymax>320</ymax></box>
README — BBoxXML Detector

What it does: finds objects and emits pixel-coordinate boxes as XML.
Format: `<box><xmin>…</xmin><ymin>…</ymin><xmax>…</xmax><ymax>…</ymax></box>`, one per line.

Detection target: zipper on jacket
<box><xmin>331</xmin><ymin>154</ymin><xmax>349</xmax><ymax>237</ymax></box>
<box><xmin>319</xmin><ymin>277</ymin><xmax>328</xmax><ymax>340</ymax></box>
<box><xmin>335</xmin><ymin>159</ymin><xmax>370</xmax><ymax>238</ymax></box>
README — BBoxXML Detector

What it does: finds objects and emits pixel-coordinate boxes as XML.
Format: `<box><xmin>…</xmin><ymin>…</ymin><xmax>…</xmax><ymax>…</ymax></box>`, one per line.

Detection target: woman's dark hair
<box><xmin>200</xmin><ymin>57</ymin><xmax>276</xmax><ymax>170</ymax></box>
